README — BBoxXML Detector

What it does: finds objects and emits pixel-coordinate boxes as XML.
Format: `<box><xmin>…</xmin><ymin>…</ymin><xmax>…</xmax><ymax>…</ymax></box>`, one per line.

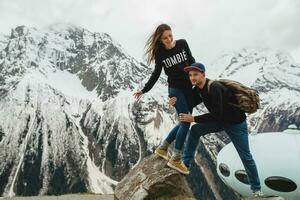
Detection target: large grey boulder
<box><xmin>114</xmin><ymin>154</ymin><xmax>195</xmax><ymax>200</ymax></box>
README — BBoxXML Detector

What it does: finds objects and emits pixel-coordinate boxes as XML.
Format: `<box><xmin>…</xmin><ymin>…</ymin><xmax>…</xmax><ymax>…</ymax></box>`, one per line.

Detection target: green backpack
<box><xmin>208</xmin><ymin>79</ymin><xmax>260</xmax><ymax>114</ymax></box>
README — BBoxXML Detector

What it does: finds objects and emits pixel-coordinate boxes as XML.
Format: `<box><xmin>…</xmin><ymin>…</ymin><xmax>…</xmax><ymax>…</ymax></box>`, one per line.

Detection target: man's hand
<box><xmin>179</xmin><ymin>113</ymin><xmax>194</xmax><ymax>123</ymax></box>
<box><xmin>169</xmin><ymin>97</ymin><xmax>177</xmax><ymax>106</ymax></box>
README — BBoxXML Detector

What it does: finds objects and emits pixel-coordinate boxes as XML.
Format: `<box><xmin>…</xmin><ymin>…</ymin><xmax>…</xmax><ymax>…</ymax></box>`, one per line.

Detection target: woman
<box><xmin>133</xmin><ymin>24</ymin><xmax>195</xmax><ymax>175</ymax></box>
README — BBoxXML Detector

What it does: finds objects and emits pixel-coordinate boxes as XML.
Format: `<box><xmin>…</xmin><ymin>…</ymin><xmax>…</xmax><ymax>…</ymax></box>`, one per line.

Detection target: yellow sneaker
<box><xmin>155</xmin><ymin>147</ymin><xmax>169</xmax><ymax>160</ymax></box>
<box><xmin>167</xmin><ymin>159</ymin><xmax>190</xmax><ymax>175</ymax></box>
<box><xmin>167</xmin><ymin>151</ymin><xmax>172</xmax><ymax>160</ymax></box>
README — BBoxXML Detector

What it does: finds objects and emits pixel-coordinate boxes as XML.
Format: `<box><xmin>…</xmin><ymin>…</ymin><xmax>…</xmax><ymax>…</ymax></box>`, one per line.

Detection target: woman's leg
<box><xmin>169</xmin><ymin>88</ymin><xmax>193</xmax><ymax>160</ymax></box>
<box><xmin>173</xmin><ymin>88</ymin><xmax>196</xmax><ymax>152</ymax></box>
<box><xmin>165</xmin><ymin>123</ymin><xmax>180</xmax><ymax>144</ymax></box>
<box><xmin>159</xmin><ymin>87</ymin><xmax>191</xmax><ymax>151</ymax></box>
<box><xmin>158</xmin><ymin>123</ymin><xmax>180</xmax><ymax>150</ymax></box>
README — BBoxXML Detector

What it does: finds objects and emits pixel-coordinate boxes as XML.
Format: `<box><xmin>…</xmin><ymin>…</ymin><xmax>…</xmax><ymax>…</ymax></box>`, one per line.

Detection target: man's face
<box><xmin>188</xmin><ymin>70</ymin><xmax>205</xmax><ymax>86</ymax></box>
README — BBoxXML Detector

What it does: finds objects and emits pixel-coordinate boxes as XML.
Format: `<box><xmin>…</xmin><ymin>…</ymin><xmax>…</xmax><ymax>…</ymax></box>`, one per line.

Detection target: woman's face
<box><xmin>160</xmin><ymin>30</ymin><xmax>174</xmax><ymax>48</ymax></box>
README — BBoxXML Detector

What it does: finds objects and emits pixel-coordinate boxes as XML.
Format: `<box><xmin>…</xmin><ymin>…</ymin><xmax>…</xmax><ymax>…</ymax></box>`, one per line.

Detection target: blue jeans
<box><xmin>165</xmin><ymin>87</ymin><xmax>193</xmax><ymax>151</ymax></box>
<box><xmin>183</xmin><ymin>120</ymin><xmax>261</xmax><ymax>191</ymax></box>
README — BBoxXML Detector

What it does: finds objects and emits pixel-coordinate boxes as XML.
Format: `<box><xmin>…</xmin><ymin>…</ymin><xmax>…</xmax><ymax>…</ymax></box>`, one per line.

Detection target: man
<box><xmin>169</xmin><ymin>62</ymin><xmax>264</xmax><ymax>197</ymax></box>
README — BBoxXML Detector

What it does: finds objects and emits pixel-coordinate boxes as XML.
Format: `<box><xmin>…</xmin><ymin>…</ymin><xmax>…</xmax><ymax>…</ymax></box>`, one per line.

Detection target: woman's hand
<box><xmin>133</xmin><ymin>91</ymin><xmax>144</xmax><ymax>100</ymax></box>
<box><xmin>179</xmin><ymin>113</ymin><xmax>194</xmax><ymax>123</ymax></box>
<box><xmin>169</xmin><ymin>97</ymin><xmax>177</xmax><ymax>106</ymax></box>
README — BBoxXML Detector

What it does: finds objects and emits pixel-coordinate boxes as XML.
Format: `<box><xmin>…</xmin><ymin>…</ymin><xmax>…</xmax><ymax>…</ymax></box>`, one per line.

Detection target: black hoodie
<box><xmin>192</xmin><ymin>78</ymin><xmax>246</xmax><ymax>124</ymax></box>
<box><xmin>141</xmin><ymin>39</ymin><xmax>195</xmax><ymax>93</ymax></box>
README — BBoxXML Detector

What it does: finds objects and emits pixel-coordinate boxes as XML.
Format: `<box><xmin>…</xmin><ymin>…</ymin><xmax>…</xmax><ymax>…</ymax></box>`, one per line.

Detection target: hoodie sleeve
<box><xmin>141</xmin><ymin>55</ymin><xmax>162</xmax><ymax>93</ymax></box>
<box><xmin>191</xmin><ymin>87</ymin><xmax>203</xmax><ymax>107</ymax></box>
<box><xmin>194</xmin><ymin>113</ymin><xmax>216</xmax><ymax>123</ymax></box>
<box><xmin>193</xmin><ymin>82</ymin><xmax>226</xmax><ymax>123</ymax></box>
<box><xmin>184</xmin><ymin>40</ymin><xmax>195</xmax><ymax>65</ymax></box>
<box><xmin>206</xmin><ymin>82</ymin><xmax>226</xmax><ymax>121</ymax></box>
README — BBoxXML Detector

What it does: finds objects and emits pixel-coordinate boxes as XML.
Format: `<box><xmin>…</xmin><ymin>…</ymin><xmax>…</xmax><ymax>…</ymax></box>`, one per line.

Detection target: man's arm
<box><xmin>179</xmin><ymin>113</ymin><xmax>195</xmax><ymax>123</ymax></box>
<box><xmin>208</xmin><ymin>82</ymin><xmax>225</xmax><ymax>120</ymax></box>
<box><xmin>194</xmin><ymin>113</ymin><xmax>217</xmax><ymax>123</ymax></box>
<box><xmin>178</xmin><ymin>113</ymin><xmax>217</xmax><ymax>123</ymax></box>
<box><xmin>168</xmin><ymin>88</ymin><xmax>202</xmax><ymax>108</ymax></box>
<box><xmin>191</xmin><ymin>88</ymin><xmax>203</xmax><ymax>107</ymax></box>
<box><xmin>192</xmin><ymin>83</ymin><xmax>225</xmax><ymax>123</ymax></box>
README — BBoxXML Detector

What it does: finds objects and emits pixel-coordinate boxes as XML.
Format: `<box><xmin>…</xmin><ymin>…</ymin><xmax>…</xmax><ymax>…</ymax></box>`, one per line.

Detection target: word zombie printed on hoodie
<box><xmin>162</xmin><ymin>49</ymin><xmax>188</xmax><ymax>68</ymax></box>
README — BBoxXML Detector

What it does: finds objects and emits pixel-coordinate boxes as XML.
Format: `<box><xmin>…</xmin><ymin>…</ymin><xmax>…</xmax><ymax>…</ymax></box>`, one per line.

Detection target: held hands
<box><xmin>133</xmin><ymin>91</ymin><xmax>144</xmax><ymax>100</ymax></box>
<box><xmin>179</xmin><ymin>113</ymin><xmax>194</xmax><ymax>123</ymax></box>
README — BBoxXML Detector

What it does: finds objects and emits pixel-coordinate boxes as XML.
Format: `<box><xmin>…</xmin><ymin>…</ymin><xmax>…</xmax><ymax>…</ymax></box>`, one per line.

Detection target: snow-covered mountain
<box><xmin>0</xmin><ymin>24</ymin><xmax>174</xmax><ymax>197</ymax></box>
<box><xmin>0</xmin><ymin>24</ymin><xmax>299</xmax><ymax>199</ymax></box>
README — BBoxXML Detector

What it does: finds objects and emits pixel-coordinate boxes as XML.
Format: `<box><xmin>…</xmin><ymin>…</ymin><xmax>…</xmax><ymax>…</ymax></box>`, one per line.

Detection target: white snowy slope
<box><xmin>0</xmin><ymin>24</ymin><xmax>154</xmax><ymax>197</ymax></box>
<box><xmin>0</xmin><ymin>34</ymin><xmax>8</xmax><ymax>51</ymax></box>
<box><xmin>0</xmin><ymin>69</ymin><xmax>116</xmax><ymax>195</ymax></box>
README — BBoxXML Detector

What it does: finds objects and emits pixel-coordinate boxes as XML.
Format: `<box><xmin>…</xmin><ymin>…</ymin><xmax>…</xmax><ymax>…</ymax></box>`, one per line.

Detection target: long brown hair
<box><xmin>145</xmin><ymin>24</ymin><xmax>171</xmax><ymax>64</ymax></box>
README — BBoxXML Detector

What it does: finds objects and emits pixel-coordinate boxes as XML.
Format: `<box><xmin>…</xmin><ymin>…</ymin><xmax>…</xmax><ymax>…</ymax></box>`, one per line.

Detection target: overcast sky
<box><xmin>0</xmin><ymin>0</ymin><xmax>299</xmax><ymax>64</ymax></box>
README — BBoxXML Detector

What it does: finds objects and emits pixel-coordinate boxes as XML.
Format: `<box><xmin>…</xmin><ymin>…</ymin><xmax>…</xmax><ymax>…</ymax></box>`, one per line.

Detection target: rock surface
<box><xmin>244</xmin><ymin>197</ymin><xmax>285</xmax><ymax>200</ymax></box>
<box><xmin>114</xmin><ymin>154</ymin><xmax>195</xmax><ymax>200</ymax></box>
<box><xmin>0</xmin><ymin>194</ymin><xmax>114</xmax><ymax>200</ymax></box>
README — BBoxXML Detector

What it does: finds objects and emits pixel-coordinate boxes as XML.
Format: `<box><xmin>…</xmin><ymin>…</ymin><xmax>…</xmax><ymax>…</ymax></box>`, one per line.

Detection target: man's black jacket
<box><xmin>191</xmin><ymin>78</ymin><xmax>246</xmax><ymax>124</ymax></box>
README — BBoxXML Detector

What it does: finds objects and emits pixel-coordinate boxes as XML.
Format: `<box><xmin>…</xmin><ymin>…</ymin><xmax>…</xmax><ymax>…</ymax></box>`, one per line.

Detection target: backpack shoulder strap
<box><xmin>207</xmin><ymin>79</ymin><xmax>215</xmax><ymax>93</ymax></box>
